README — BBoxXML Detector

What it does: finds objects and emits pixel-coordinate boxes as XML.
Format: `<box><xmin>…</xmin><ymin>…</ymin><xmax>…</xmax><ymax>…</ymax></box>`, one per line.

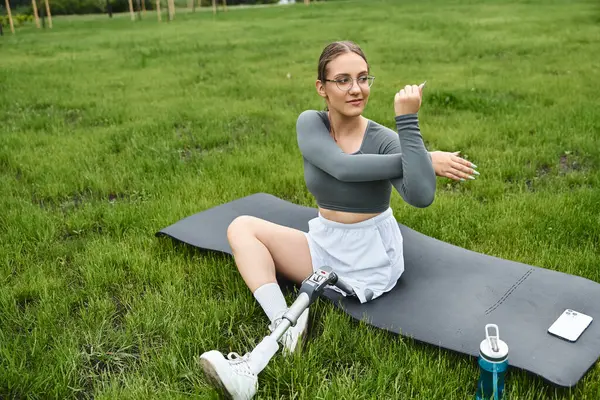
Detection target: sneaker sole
<box><xmin>199</xmin><ymin>353</ymin><xmax>234</xmax><ymax>399</ymax></box>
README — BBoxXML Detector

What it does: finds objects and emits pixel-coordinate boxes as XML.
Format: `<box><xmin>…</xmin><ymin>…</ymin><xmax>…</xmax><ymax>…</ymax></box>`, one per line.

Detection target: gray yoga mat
<box><xmin>156</xmin><ymin>192</ymin><xmax>600</xmax><ymax>388</ymax></box>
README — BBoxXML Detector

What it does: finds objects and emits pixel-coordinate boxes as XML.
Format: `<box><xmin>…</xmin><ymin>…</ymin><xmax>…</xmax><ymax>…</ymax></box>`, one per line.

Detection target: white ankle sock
<box><xmin>253</xmin><ymin>282</ymin><xmax>288</xmax><ymax>322</ymax></box>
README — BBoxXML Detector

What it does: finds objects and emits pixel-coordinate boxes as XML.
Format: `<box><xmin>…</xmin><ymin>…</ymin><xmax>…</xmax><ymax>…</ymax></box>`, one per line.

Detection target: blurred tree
<box><xmin>1</xmin><ymin>0</ymin><xmax>308</xmax><ymax>18</ymax></box>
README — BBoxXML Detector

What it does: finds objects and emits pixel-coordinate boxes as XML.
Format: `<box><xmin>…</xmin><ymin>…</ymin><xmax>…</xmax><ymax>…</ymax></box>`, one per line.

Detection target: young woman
<box><xmin>199</xmin><ymin>41</ymin><xmax>478</xmax><ymax>399</ymax></box>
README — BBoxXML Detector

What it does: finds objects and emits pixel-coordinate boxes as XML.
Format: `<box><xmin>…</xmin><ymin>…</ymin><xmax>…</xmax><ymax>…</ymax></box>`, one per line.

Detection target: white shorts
<box><xmin>303</xmin><ymin>207</ymin><xmax>404</xmax><ymax>303</ymax></box>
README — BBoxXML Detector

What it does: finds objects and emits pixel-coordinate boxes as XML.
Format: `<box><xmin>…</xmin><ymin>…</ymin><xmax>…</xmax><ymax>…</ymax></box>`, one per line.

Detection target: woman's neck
<box><xmin>327</xmin><ymin>110</ymin><xmax>366</xmax><ymax>139</ymax></box>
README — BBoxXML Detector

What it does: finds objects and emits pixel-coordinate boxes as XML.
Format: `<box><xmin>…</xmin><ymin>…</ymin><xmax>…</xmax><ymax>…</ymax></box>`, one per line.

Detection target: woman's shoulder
<box><xmin>297</xmin><ymin>109</ymin><xmax>328</xmax><ymax>120</ymax></box>
<box><xmin>296</xmin><ymin>109</ymin><xmax>329</xmax><ymax>129</ymax></box>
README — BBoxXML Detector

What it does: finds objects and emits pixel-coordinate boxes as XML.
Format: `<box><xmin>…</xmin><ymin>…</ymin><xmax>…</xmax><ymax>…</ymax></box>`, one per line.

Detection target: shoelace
<box><xmin>227</xmin><ymin>352</ymin><xmax>249</xmax><ymax>362</ymax></box>
<box><xmin>269</xmin><ymin>318</ymin><xmax>281</xmax><ymax>331</ymax></box>
<box><xmin>269</xmin><ymin>319</ymin><xmax>293</xmax><ymax>345</ymax></box>
<box><xmin>268</xmin><ymin>310</ymin><xmax>287</xmax><ymax>332</ymax></box>
<box><xmin>226</xmin><ymin>352</ymin><xmax>255</xmax><ymax>377</ymax></box>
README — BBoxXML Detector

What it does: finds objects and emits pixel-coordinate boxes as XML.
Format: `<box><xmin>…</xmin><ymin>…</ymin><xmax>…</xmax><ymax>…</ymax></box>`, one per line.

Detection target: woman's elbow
<box><xmin>419</xmin><ymin>192</ymin><xmax>436</xmax><ymax>208</ymax></box>
<box><xmin>412</xmin><ymin>195</ymin><xmax>435</xmax><ymax>208</ymax></box>
<box><xmin>408</xmin><ymin>185</ymin><xmax>436</xmax><ymax>208</ymax></box>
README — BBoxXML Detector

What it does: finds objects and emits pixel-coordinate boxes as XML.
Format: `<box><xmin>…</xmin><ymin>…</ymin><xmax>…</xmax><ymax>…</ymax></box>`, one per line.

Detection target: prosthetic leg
<box><xmin>199</xmin><ymin>266</ymin><xmax>355</xmax><ymax>400</ymax></box>
<box><xmin>268</xmin><ymin>265</ymin><xmax>355</xmax><ymax>344</ymax></box>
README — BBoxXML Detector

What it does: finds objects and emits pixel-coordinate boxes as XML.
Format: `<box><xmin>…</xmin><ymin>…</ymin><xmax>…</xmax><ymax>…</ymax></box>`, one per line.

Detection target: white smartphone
<box><xmin>548</xmin><ymin>309</ymin><xmax>593</xmax><ymax>342</ymax></box>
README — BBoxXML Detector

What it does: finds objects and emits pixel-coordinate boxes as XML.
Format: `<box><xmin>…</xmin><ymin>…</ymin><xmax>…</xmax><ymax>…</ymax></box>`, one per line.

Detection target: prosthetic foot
<box><xmin>199</xmin><ymin>336</ymin><xmax>279</xmax><ymax>400</ymax></box>
<box><xmin>200</xmin><ymin>351</ymin><xmax>257</xmax><ymax>400</ymax></box>
<box><xmin>200</xmin><ymin>266</ymin><xmax>354</xmax><ymax>399</ymax></box>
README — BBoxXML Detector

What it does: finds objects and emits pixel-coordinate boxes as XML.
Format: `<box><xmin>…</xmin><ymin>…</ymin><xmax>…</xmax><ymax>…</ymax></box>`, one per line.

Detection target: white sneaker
<box><xmin>269</xmin><ymin>308</ymin><xmax>310</xmax><ymax>354</ymax></box>
<box><xmin>199</xmin><ymin>350</ymin><xmax>258</xmax><ymax>400</ymax></box>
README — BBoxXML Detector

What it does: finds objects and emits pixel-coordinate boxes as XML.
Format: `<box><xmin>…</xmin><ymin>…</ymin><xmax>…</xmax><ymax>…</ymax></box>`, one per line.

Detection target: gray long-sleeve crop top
<box><xmin>296</xmin><ymin>110</ymin><xmax>436</xmax><ymax>213</ymax></box>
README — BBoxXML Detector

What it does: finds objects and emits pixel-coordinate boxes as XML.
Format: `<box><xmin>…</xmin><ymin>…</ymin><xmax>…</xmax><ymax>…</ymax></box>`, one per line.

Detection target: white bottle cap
<box><xmin>480</xmin><ymin>324</ymin><xmax>509</xmax><ymax>361</ymax></box>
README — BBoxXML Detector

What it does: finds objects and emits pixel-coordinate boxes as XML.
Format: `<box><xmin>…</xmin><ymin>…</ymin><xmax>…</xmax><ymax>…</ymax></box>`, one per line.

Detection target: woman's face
<box><xmin>317</xmin><ymin>52</ymin><xmax>371</xmax><ymax>118</ymax></box>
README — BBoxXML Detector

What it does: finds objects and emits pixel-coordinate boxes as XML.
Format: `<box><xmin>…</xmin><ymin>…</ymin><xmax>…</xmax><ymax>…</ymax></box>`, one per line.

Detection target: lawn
<box><xmin>1</xmin><ymin>0</ymin><xmax>599</xmax><ymax>398</ymax></box>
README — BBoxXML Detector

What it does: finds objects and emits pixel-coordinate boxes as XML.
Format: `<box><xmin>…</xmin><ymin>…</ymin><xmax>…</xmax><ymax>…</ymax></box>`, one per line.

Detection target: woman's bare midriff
<box><xmin>318</xmin><ymin>208</ymin><xmax>381</xmax><ymax>224</ymax></box>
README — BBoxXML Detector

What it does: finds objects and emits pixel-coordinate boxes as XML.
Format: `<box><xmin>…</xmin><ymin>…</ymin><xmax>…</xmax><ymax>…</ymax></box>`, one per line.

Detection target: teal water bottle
<box><xmin>475</xmin><ymin>324</ymin><xmax>509</xmax><ymax>400</ymax></box>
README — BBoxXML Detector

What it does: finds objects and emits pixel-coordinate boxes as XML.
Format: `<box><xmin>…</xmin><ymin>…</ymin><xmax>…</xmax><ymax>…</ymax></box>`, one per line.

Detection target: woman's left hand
<box><xmin>429</xmin><ymin>151</ymin><xmax>479</xmax><ymax>181</ymax></box>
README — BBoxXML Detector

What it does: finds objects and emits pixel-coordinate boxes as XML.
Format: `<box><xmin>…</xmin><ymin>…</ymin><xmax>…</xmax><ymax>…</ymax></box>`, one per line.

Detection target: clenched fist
<box><xmin>394</xmin><ymin>82</ymin><xmax>425</xmax><ymax>116</ymax></box>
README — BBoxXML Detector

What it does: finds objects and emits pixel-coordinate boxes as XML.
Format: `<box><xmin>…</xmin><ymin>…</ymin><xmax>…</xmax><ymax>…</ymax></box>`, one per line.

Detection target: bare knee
<box><xmin>227</xmin><ymin>215</ymin><xmax>258</xmax><ymax>245</ymax></box>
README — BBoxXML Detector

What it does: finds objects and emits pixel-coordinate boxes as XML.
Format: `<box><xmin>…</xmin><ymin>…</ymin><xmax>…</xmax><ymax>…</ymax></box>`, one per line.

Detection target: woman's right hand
<box><xmin>394</xmin><ymin>83</ymin><xmax>425</xmax><ymax>116</ymax></box>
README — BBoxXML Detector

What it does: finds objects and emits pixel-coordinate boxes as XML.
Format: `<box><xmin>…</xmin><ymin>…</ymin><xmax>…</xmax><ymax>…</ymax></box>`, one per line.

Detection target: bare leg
<box><xmin>226</xmin><ymin>215</ymin><xmax>314</xmax><ymax>292</ymax></box>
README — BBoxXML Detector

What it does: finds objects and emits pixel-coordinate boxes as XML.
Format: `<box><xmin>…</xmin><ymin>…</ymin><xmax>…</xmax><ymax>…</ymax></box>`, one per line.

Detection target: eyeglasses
<box><xmin>324</xmin><ymin>75</ymin><xmax>375</xmax><ymax>91</ymax></box>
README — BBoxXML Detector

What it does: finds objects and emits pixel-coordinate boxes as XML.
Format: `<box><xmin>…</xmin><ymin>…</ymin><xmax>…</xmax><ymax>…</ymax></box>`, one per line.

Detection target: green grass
<box><xmin>1</xmin><ymin>0</ymin><xmax>600</xmax><ymax>398</ymax></box>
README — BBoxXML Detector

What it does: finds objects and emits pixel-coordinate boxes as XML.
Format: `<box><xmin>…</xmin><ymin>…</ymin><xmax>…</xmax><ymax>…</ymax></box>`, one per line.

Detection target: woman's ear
<box><xmin>315</xmin><ymin>80</ymin><xmax>327</xmax><ymax>99</ymax></box>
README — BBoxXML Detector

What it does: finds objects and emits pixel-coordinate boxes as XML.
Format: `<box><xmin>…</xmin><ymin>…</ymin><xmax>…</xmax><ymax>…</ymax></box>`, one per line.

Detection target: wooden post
<box><xmin>167</xmin><ymin>0</ymin><xmax>174</xmax><ymax>19</ymax></box>
<box><xmin>221</xmin><ymin>0</ymin><xmax>226</xmax><ymax>12</ymax></box>
<box><xmin>43</xmin><ymin>0</ymin><xmax>52</xmax><ymax>28</ymax></box>
<box><xmin>128</xmin><ymin>0</ymin><xmax>135</xmax><ymax>20</ymax></box>
<box><xmin>156</xmin><ymin>0</ymin><xmax>161</xmax><ymax>21</ymax></box>
<box><xmin>4</xmin><ymin>0</ymin><xmax>15</xmax><ymax>34</ymax></box>
<box><xmin>212</xmin><ymin>0</ymin><xmax>216</xmax><ymax>15</ymax></box>
<box><xmin>142</xmin><ymin>0</ymin><xmax>146</xmax><ymax>14</ymax></box>
<box><xmin>32</xmin><ymin>0</ymin><xmax>41</xmax><ymax>28</ymax></box>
